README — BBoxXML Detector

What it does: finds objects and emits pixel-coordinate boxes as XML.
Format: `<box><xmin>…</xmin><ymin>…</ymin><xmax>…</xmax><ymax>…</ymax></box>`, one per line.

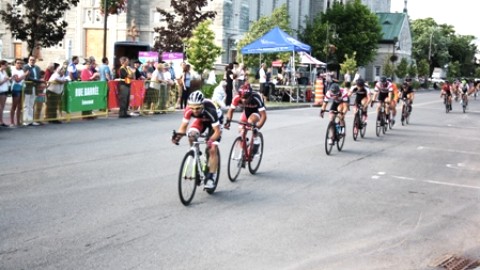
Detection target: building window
<box><xmin>375</xmin><ymin>66</ymin><xmax>381</xmax><ymax>77</ymax></box>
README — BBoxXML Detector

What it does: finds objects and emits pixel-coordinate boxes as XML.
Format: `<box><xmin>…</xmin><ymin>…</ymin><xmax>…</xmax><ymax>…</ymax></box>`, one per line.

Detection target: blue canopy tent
<box><xmin>241</xmin><ymin>27</ymin><xmax>312</xmax><ymax>101</ymax></box>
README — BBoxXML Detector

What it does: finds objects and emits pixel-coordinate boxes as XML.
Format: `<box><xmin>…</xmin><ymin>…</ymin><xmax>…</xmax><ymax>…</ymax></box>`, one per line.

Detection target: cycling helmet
<box><xmin>405</xmin><ymin>76</ymin><xmax>412</xmax><ymax>82</ymax></box>
<box><xmin>356</xmin><ymin>78</ymin><xmax>365</xmax><ymax>87</ymax></box>
<box><xmin>187</xmin><ymin>90</ymin><xmax>204</xmax><ymax>105</ymax></box>
<box><xmin>239</xmin><ymin>83</ymin><xmax>253</xmax><ymax>98</ymax></box>
<box><xmin>329</xmin><ymin>83</ymin><xmax>341</xmax><ymax>95</ymax></box>
<box><xmin>380</xmin><ymin>76</ymin><xmax>387</xmax><ymax>83</ymax></box>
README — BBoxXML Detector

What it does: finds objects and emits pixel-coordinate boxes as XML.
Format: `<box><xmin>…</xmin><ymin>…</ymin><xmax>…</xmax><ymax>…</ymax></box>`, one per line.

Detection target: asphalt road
<box><xmin>1</xmin><ymin>90</ymin><xmax>479</xmax><ymax>270</ymax></box>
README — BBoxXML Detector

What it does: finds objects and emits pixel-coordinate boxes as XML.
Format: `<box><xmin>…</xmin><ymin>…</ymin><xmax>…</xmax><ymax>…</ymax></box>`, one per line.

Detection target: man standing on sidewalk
<box><xmin>23</xmin><ymin>56</ymin><xmax>43</xmax><ymax>126</ymax></box>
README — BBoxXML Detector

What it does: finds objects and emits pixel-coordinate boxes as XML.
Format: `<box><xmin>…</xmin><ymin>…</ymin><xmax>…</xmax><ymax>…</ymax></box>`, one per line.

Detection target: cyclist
<box><xmin>224</xmin><ymin>83</ymin><xmax>267</xmax><ymax>155</ymax></box>
<box><xmin>320</xmin><ymin>83</ymin><xmax>349</xmax><ymax>138</ymax></box>
<box><xmin>440</xmin><ymin>80</ymin><xmax>452</xmax><ymax>111</ymax></box>
<box><xmin>348</xmin><ymin>78</ymin><xmax>371</xmax><ymax>124</ymax></box>
<box><xmin>400</xmin><ymin>77</ymin><xmax>415</xmax><ymax>112</ymax></box>
<box><xmin>372</xmin><ymin>76</ymin><xmax>393</xmax><ymax>123</ymax></box>
<box><xmin>460</xmin><ymin>78</ymin><xmax>469</xmax><ymax>104</ymax></box>
<box><xmin>388</xmin><ymin>78</ymin><xmax>400</xmax><ymax>126</ymax></box>
<box><xmin>171</xmin><ymin>90</ymin><xmax>222</xmax><ymax>190</ymax></box>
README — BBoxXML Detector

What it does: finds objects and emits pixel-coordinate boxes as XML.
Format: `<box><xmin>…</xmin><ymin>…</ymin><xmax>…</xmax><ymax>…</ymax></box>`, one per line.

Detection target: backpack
<box><xmin>255</xmin><ymin>69</ymin><xmax>260</xmax><ymax>80</ymax></box>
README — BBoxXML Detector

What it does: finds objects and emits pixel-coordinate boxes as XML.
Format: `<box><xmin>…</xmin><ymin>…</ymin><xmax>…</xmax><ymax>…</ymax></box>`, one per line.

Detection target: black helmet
<box><xmin>405</xmin><ymin>77</ymin><xmax>412</xmax><ymax>82</ymax></box>
<box><xmin>329</xmin><ymin>83</ymin><xmax>340</xmax><ymax>95</ymax></box>
<box><xmin>380</xmin><ymin>76</ymin><xmax>387</xmax><ymax>83</ymax></box>
<box><xmin>239</xmin><ymin>83</ymin><xmax>253</xmax><ymax>99</ymax></box>
<box><xmin>356</xmin><ymin>78</ymin><xmax>365</xmax><ymax>87</ymax></box>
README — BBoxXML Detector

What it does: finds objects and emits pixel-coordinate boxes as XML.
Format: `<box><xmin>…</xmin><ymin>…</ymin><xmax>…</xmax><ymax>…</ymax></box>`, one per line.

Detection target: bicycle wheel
<box><xmin>352</xmin><ymin>114</ymin><xmax>360</xmax><ymax>141</ymax></box>
<box><xmin>382</xmin><ymin>114</ymin><xmax>387</xmax><ymax>134</ymax></box>
<box><xmin>325</xmin><ymin>122</ymin><xmax>335</xmax><ymax>155</ymax></box>
<box><xmin>337</xmin><ymin>125</ymin><xmax>346</xmax><ymax>151</ymax></box>
<box><xmin>445</xmin><ymin>101</ymin><xmax>449</xmax><ymax>113</ymax></box>
<box><xmin>205</xmin><ymin>147</ymin><xmax>220</xmax><ymax>194</ymax></box>
<box><xmin>227</xmin><ymin>136</ymin><xmax>244</xmax><ymax>182</ymax></box>
<box><xmin>376</xmin><ymin>113</ymin><xmax>381</xmax><ymax>137</ymax></box>
<box><xmin>388</xmin><ymin>112</ymin><xmax>394</xmax><ymax>130</ymax></box>
<box><xmin>401</xmin><ymin>105</ymin><xmax>406</xmax><ymax>125</ymax></box>
<box><xmin>248</xmin><ymin>132</ymin><xmax>264</xmax><ymax>174</ymax></box>
<box><xmin>178</xmin><ymin>150</ymin><xmax>198</xmax><ymax>206</ymax></box>
<box><xmin>360</xmin><ymin>116</ymin><xmax>367</xmax><ymax>138</ymax></box>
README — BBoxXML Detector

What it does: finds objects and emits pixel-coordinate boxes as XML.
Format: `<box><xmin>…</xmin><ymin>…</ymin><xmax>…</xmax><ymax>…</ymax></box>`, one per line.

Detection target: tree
<box><xmin>185</xmin><ymin>20</ymin><xmax>222</xmax><ymax>77</ymax></box>
<box><xmin>448</xmin><ymin>35</ymin><xmax>477</xmax><ymax>77</ymax></box>
<box><xmin>153</xmin><ymin>0</ymin><xmax>216</xmax><ymax>54</ymax></box>
<box><xmin>395</xmin><ymin>57</ymin><xmax>409</xmax><ymax>80</ymax></box>
<box><xmin>300</xmin><ymin>0</ymin><xmax>381</xmax><ymax>70</ymax></box>
<box><xmin>417</xmin><ymin>59</ymin><xmax>430</xmax><ymax>79</ymax></box>
<box><xmin>447</xmin><ymin>61</ymin><xmax>461</xmax><ymax>79</ymax></box>
<box><xmin>236</xmin><ymin>4</ymin><xmax>291</xmax><ymax>69</ymax></box>
<box><xmin>340</xmin><ymin>52</ymin><xmax>357</xmax><ymax>79</ymax></box>
<box><xmin>407</xmin><ymin>62</ymin><xmax>417</xmax><ymax>79</ymax></box>
<box><xmin>382</xmin><ymin>56</ymin><xmax>395</xmax><ymax>79</ymax></box>
<box><xmin>0</xmin><ymin>0</ymin><xmax>80</xmax><ymax>56</ymax></box>
<box><xmin>99</xmin><ymin>0</ymin><xmax>127</xmax><ymax>15</ymax></box>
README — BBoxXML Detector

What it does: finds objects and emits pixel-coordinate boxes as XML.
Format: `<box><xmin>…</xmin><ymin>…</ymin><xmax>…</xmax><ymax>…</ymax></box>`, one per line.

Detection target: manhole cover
<box><xmin>431</xmin><ymin>254</ymin><xmax>480</xmax><ymax>270</ymax></box>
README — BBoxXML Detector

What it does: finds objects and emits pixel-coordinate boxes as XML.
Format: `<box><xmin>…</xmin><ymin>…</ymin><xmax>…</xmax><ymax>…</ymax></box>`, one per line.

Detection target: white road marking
<box><xmin>378</xmin><ymin>172</ymin><xmax>386</xmax><ymax>175</ymax></box>
<box><xmin>390</xmin><ymin>174</ymin><xmax>480</xmax><ymax>190</ymax></box>
<box><xmin>417</xmin><ymin>145</ymin><xmax>480</xmax><ymax>156</ymax></box>
<box><xmin>371</xmin><ymin>175</ymin><xmax>380</xmax><ymax>179</ymax></box>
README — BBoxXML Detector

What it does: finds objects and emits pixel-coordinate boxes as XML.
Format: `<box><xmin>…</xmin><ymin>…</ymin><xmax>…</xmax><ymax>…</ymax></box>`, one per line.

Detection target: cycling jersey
<box><xmin>183</xmin><ymin>99</ymin><xmax>221</xmax><ymax>135</ymax></box>
<box><xmin>442</xmin><ymin>84</ymin><xmax>451</xmax><ymax>96</ymax></box>
<box><xmin>231</xmin><ymin>91</ymin><xmax>266</xmax><ymax>119</ymax></box>
<box><xmin>350</xmin><ymin>86</ymin><xmax>371</xmax><ymax>105</ymax></box>
<box><xmin>401</xmin><ymin>84</ymin><xmax>414</xmax><ymax>97</ymax></box>
<box><xmin>392</xmin><ymin>83</ymin><xmax>400</xmax><ymax>101</ymax></box>
<box><xmin>375</xmin><ymin>81</ymin><xmax>393</xmax><ymax>102</ymax></box>
<box><xmin>324</xmin><ymin>88</ymin><xmax>349</xmax><ymax>104</ymax></box>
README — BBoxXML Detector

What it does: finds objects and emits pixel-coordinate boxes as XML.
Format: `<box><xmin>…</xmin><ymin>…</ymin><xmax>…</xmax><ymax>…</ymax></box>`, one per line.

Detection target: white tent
<box><xmin>300</xmin><ymin>53</ymin><xmax>326</xmax><ymax>66</ymax></box>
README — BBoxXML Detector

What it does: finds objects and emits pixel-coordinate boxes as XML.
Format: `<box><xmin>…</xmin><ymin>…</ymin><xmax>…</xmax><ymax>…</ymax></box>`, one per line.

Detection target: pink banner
<box><xmin>161</xmin><ymin>52</ymin><xmax>184</xmax><ymax>61</ymax></box>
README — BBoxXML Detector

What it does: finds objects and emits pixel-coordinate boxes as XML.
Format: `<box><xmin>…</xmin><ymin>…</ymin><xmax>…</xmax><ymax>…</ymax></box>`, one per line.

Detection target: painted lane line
<box><xmin>417</xmin><ymin>145</ymin><xmax>480</xmax><ymax>156</ymax></box>
<box><xmin>390</xmin><ymin>175</ymin><xmax>480</xmax><ymax>190</ymax></box>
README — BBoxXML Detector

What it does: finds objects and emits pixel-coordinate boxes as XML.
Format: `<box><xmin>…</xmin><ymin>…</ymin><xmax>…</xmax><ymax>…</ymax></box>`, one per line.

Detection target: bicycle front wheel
<box><xmin>352</xmin><ymin>114</ymin><xmax>360</xmax><ymax>141</ymax></box>
<box><xmin>325</xmin><ymin>122</ymin><xmax>335</xmax><ymax>155</ymax></box>
<box><xmin>248</xmin><ymin>132</ymin><xmax>264</xmax><ymax>174</ymax></box>
<box><xmin>178</xmin><ymin>150</ymin><xmax>198</xmax><ymax>206</ymax></box>
<box><xmin>227</xmin><ymin>137</ymin><xmax>244</xmax><ymax>182</ymax></box>
<box><xmin>382</xmin><ymin>114</ymin><xmax>387</xmax><ymax>134</ymax></box>
<box><xmin>205</xmin><ymin>147</ymin><xmax>220</xmax><ymax>194</ymax></box>
<box><xmin>337</xmin><ymin>125</ymin><xmax>346</xmax><ymax>151</ymax></box>
<box><xmin>376</xmin><ymin>114</ymin><xmax>382</xmax><ymax>137</ymax></box>
<box><xmin>360</xmin><ymin>116</ymin><xmax>367</xmax><ymax>138</ymax></box>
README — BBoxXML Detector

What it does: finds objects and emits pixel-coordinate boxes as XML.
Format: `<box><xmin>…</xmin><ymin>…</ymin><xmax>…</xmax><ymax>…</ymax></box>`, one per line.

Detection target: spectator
<box><xmin>80</xmin><ymin>59</ymin><xmax>100</xmax><ymax>119</ymax></box>
<box><xmin>133</xmin><ymin>60</ymin><xmax>144</xmax><ymax>80</ymax></box>
<box><xmin>99</xmin><ymin>57</ymin><xmax>112</xmax><ymax>81</ymax></box>
<box><xmin>46</xmin><ymin>66</ymin><xmax>68</xmax><ymax>123</ymax></box>
<box><xmin>236</xmin><ymin>63</ymin><xmax>246</xmax><ymax>90</ymax></box>
<box><xmin>178</xmin><ymin>64</ymin><xmax>191</xmax><ymax>109</ymax></box>
<box><xmin>118</xmin><ymin>56</ymin><xmax>134</xmax><ymax>118</ymax></box>
<box><xmin>0</xmin><ymin>60</ymin><xmax>10</xmax><ymax>127</ymax></box>
<box><xmin>225</xmin><ymin>63</ymin><xmax>234</xmax><ymax>106</ymax></box>
<box><xmin>23</xmin><ymin>56</ymin><xmax>43</xmax><ymax>126</ymax></box>
<box><xmin>67</xmin><ymin>56</ymin><xmax>80</xmax><ymax>81</ymax></box>
<box><xmin>10</xmin><ymin>58</ymin><xmax>28</xmax><ymax>127</ymax></box>
<box><xmin>145</xmin><ymin>63</ymin><xmax>165</xmax><ymax>114</ymax></box>
<box><xmin>259</xmin><ymin>63</ymin><xmax>267</xmax><ymax>102</ymax></box>
<box><xmin>162</xmin><ymin>63</ymin><xmax>175</xmax><ymax>112</ymax></box>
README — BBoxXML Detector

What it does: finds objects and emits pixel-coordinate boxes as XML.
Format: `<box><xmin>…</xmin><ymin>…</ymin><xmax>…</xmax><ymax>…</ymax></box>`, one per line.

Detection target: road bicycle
<box><xmin>401</xmin><ymin>97</ymin><xmax>412</xmax><ymax>125</ymax></box>
<box><xmin>173</xmin><ymin>130</ymin><xmax>220</xmax><ymax>206</ymax></box>
<box><xmin>461</xmin><ymin>92</ymin><xmax>468</xmax><ymax>113</ymax></box>
<box><xmin>375</xmin><ymin>101</ymin><xmax>389</xmax><ymax>136</ymax></box>
<box><xmin>352</xmin><ymin>104</ymin><xmax>367</xmax><ymax>141</ymax></box>
<box><xmin>443</xmin><ymin>94</ymin><xmax>452</xmax><ymax>113</ymax></box>
<box><xmin>227</xmin><ymin>120</ymin><xmax>264</xmax><ymax>182</ymax></box>
<box><xmin>324</xmin><ymin>110</ymin><xmax>346</xmax><ymax>155</ymax></box>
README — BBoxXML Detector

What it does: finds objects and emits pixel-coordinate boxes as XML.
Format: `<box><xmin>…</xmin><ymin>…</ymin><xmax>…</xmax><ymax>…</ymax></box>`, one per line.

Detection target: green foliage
<box><xmin>299</xmin><ymin>0</ymin><xmax>381</xmax><ymax>69</ymax></box>
<box><xmin>0</xmin><ymin>0</ymin><xmax>80</xmax><ymax>56</ymax></box>
<box><xmin>447</xmin><ymin>61</ymin><xmax>461</xmax><ymax>79</ymax></box>
<box><xmin>236</xmin><ymin>4</ymin><xmax>291</xmax><ymax>69</ymax></box>
<box><xmin>154</xmin><ymin>0</ymin><xmax>216</xmax><ymax>53</ymax></box>
<box><xmin>383</xmin><ymin>56</ymin><xmax>395</xmax><ymax>79</ymax></box>
<box><xmin>407</xmin><ymin>63</ymin><xmax>418</xmax><ymax>78</ymax></box>
<box><xmin>186</xmin><ymin>20</ymin><xmax>222</xmax><ymax>75</ymax></box>
<box><xmin>417</xmin><ymin>59</ymin><xmax>430</xmax><ymax>78</ymax></box>
<box><xmin>340</xmin><ymin>52</ymin><xmax>357</xmax><ymax>76</ymax></box>
<box><xmin>411</xmin><ymin>18</ymin><xmax>478</xmax><ymax>77</ymax></box>
<box><xmin>395</xmin><ymin>57</ymin><xmax>409</xmax><ymax>79</ymax></box>
<box><xmin>475</xmin><ymin>67</ymin><xmax>480</xmax><ymax>78</ymax></box>
<box><xmin>201</xmin><ymin>83</ymin><xmax>216</xmax><ymax>98</ymax></box>
<box><xmin>99</xmin><ymin>0</ymin><xmax>127</xmax><ymax>15</ymax></box>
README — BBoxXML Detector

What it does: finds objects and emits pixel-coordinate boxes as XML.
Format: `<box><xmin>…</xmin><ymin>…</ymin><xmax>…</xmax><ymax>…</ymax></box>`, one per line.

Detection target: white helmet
<box><xmin>188</xmin><ymin>90</ymin><xmax>204</xmax><ymax>105</ymax></box>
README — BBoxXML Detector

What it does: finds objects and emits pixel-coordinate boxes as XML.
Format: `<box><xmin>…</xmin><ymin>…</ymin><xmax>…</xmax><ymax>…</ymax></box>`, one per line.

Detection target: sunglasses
<box><xmin>190</xmin><ymin>106</ymin><xmax>203</xmax><ymax>111</ymax></box>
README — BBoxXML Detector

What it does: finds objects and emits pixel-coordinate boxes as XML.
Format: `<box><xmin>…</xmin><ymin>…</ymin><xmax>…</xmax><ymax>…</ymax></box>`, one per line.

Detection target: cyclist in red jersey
<box><xmin>224</xmin><ymin>83</ymin><xmax>267</xmax><ymax>154</ymax></box>
<box><xmin>172</xmin><ymin>90</ymin><xmax>222</xmax><ymax>190</ymax></box>
<box><xmin>441</xmin><ymin>80</ymin><xmax>452</xmax><ymax>110</ymax></box>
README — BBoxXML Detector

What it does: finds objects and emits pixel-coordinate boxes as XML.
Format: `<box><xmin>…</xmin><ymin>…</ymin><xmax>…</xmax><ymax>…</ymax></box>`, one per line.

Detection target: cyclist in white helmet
<box><xmin>172</xmin><ymin>90</ymin><xmax>222</xmax><ymax>190</ymax></box>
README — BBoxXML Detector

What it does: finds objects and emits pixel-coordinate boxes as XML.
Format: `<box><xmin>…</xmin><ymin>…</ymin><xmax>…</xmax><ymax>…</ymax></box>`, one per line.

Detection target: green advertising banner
<box><xmin>64</xmin><ymin>81</ymin><xmax>107</xmax><ymax>113</ymax></box>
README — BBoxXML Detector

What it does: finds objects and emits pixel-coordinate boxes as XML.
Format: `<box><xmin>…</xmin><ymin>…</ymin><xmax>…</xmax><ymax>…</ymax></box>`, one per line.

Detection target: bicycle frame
<box><xmin>235</xmin><ymin>121</ymin><xmax>257</xmax><ymax>162</ymax></box>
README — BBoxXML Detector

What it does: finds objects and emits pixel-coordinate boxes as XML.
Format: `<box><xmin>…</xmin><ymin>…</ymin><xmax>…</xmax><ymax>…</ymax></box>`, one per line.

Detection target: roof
<box><xmin>376</xmin><ymin>12</ymin><xmax>407</xmax><ymax>43</ymax></box>
<box><xmin>240</xmin><ymin>27</ymin><xmax>311</xmax><ymax>54</ymax></box>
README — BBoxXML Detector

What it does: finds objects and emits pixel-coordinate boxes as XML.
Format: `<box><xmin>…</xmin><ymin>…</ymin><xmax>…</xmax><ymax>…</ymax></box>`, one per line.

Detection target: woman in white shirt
<box><xmin>10</xmin><ymin>59</ymin><xmax>28</xmax><ymax>126</ymax></box>
<box><xmin>0</xmin><ymin>60</ymin><xmax>11</xmax><ymax>127</ymax></box>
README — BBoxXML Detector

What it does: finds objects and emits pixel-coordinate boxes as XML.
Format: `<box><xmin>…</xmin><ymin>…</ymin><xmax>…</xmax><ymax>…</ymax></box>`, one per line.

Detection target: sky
<box><xmin>391</xmin><ymin>0</ymin><xmax>479</xmax><ymax>44</ymax></box>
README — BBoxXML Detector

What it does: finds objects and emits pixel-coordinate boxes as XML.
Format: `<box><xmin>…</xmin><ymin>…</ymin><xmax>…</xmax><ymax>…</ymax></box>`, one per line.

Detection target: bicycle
<box><xmin>227</xmin><ymin>120</ymin><xmax>264</xmax><ymax>182</ymax></box>
<box><xmin>443</xmin><ymin>94</ymin><xmax>451</xmax><ymax>113</ymax></box>
<box><xmin>173</xmin><ymin>130</ymin><xmax>220</xmax><ymax>206</ymax></box>
<box><xmin>461</xmin><ymin>92</ymin><xmax>468</xmax><ymax>113</ymax></box>
<box><xmin>401</xmin><ymin>97</ymin><xmax>412</xmax><ymax>125</ymax></box>
<box><xmin>374</xmin><ymin>101</ymin><xmax>388</xmax><ymax>136</ymax></box>
<box><xmin>352</xmin><ymin>104</ymin><xmax>367</xmax><ymax>141</ymax></box>
<box><xmin>324</xmin><ymin>110</ymin><xmax>346</xmax><ymax>155</ymax></box>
